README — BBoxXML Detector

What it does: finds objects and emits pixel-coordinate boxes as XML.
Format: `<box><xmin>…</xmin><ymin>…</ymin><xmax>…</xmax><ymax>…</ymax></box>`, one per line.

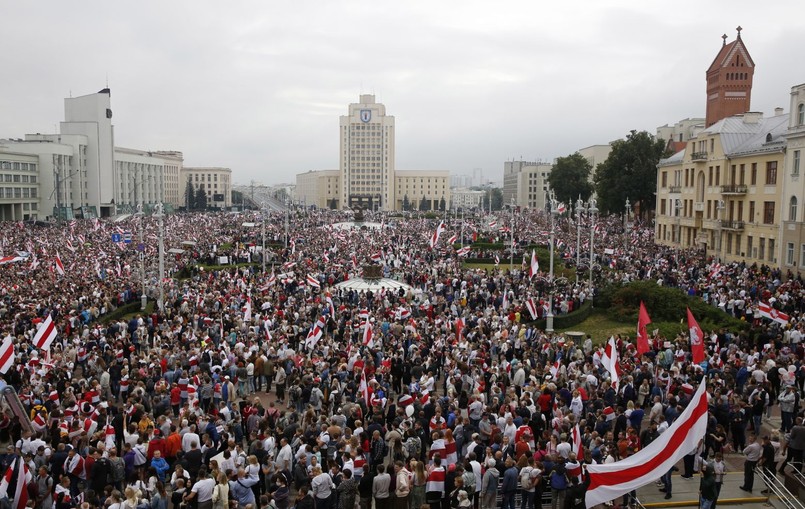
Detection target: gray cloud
<box><xmin>1</xmin><ymin>1</ymin><xmax>803</xmax><ymax>184</ymax></box>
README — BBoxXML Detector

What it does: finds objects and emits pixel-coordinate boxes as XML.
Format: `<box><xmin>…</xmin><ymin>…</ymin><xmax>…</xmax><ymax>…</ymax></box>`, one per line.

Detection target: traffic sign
<box><xmin>137</xmin><ymin>243</ymin><xmax>145</xmax><ymax>252</ymax></box>
<box><xmin>111</xmin><ymin>233</ymin><xmax>121</xmax><ymax>243</ymax></box>
<box><xmin>123</xmin><ymin>231</ymin><xmax>132</xmax><ymax>244</ymax></box>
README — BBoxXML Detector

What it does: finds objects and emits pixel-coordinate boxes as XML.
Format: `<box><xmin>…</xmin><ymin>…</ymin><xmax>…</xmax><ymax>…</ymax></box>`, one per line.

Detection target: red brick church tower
<box><xmin>705</xmin><ymin>26</ymin><xmax>755</xmax><ymax>127</ymax></box>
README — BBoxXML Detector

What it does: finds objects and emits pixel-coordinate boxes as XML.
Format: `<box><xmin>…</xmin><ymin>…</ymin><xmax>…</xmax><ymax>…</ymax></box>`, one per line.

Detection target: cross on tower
<box><xmin>722</xmin><ymin>34</ymin><xmax>728</xmax><ymax>46</ymax></box>
<box><xmin>736</xmin><ymin>25</ymin><xmax>743</xmax><ymax>38</ymax></box>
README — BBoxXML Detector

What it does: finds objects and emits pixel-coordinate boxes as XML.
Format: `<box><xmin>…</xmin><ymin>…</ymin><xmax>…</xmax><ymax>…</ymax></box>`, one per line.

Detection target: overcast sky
<box><xmin>2</xmin><ymin>1</ymin><xmax>804</xmax><ymax>185</ymax></box>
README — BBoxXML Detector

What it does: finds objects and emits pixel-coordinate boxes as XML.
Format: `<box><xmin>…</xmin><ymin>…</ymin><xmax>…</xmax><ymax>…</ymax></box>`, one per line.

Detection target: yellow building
<box><xmin>394</xmin><ymin>170</ymin><xmax>450</xmax><ymax>211</ymax></box>
<box><xmin>295</xmin><ymin>169</ymin><xmax>340</xmax><ymax>209</ymax></box>
<box><xmin>655</xmin><ymin>111</ymin><xmax>788</xmax><ymax>265</ymax></box>
<box><xmin>780</xmin><ymin>84</ymin><xmax>805</xmax><ymax>275</ymax></box>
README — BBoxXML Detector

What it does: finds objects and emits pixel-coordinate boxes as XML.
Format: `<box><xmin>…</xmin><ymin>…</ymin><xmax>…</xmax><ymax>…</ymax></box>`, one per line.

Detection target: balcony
<box><xmin>720</xmin><ymin>184</ymin><xmax>748</xmax><ymax>195</ymax></box>
<box><xmin>669</xmin><ymin>185</ymin><xmax>681</xmax><ymax>193</ymax></box>
<box><xmin>691</xmin><ymin>151</ymin><xmax>708</xmax><ymax>161</ymax></box>
<box><xmin>720</xmin><ymin>220</ymin><xmax>745</xmax><ymax>231</ymax></box>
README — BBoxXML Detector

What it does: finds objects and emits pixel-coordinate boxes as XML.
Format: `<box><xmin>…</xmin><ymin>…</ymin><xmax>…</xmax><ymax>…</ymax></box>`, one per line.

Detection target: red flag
<box><xmin>686</xmin><ymin>308</ymin><xmax>705</xmax><ymax>364</ymax></box>
<box><xmin>360</xmin><ymin>370</ymin><xmax>370</xmax><ymax>405</ymax></box>
<box><xmin>636</xmin><ymin>301</ymin><xmax>651</xmax><ymax>356</ymax></box>
<box><xmin>455</xmin><ymin>318</ymin><xmax>464</xmax><ymax>341</ymax></box>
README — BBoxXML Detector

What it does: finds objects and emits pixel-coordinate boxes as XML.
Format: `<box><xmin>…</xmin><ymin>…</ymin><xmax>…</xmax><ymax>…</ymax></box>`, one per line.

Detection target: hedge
<box><xmin>100</xmin><ymin>300</ymin><xmax>154</xmax><ymax>324</ymax></box>
<box><xmin>598</xmin><ymin>280</ymin><xmax>749</xmax><ymax>334</ymax></box>
<box><xmin>529</xmin><ymin>300</ymin><xmax>593</xmax><ymax>330</ymax></box>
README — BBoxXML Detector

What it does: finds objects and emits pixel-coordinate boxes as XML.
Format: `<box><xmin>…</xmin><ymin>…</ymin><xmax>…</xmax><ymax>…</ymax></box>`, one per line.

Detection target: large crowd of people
<box><xmin>0</xmin><ymin>206</ymin><xmax>804</xmax><ymax>509</ymax></box>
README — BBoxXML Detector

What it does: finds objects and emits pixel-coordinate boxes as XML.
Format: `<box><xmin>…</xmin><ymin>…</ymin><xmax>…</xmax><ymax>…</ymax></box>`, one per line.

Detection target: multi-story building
<box><xmin>0</xmin><ymin>149</ymin><xmax>41</xmax><ymax>220</ymax></box>
<box><xmin>656</xmin><ymin>118</ymin><xmax>705</xmax><ymax>154</ymax></box>
<box><xmin>297</xmin><ymin>95</ymin><xmax>450</xmax><ymax>211</ymax></box>
<box><xmin>296</xmin><ymin>170</ymin><xmax>340</xmax><ymax>209</ymax></box>
<box><xmin>780</xmin><ymin>84</ymin><xmax>805</xmax><ymax>274</ymax></box>
<box><xmin>60</xmin><ymin>89</ymin><xmax>117</xmax><ymax>217</ymax></box>
<box><xmin>450</xmin><ymin>188</ymin><xmax>485</xmax><ymax>211</ymax></box>
<box><xmin>655</xmin><ymin>111</ymin><xmax>788</xmax><ymax>265</ymax></box>
<box><xmin>181</xmin><ymin>167</ymin><xmax>232</xmax><ymax>209</ymax></box>
<box><xmin>114</xmin><ymin>147</ymin><xmax>167</xmax><ymax>212</ymax></box>
<box><xmin>340</xmin><ymin>94</ymin><xmax>395</xmax><ymax>211</ymax></box>
<box><xmin>394</xmin><ymin>170</ymin><xmax>450</xmax><ymax>211</ymax></box>
<box><xmin>502</xmin><ymin>161</ymin><xmax>552</xmax><ymax>209</ymax></box>
<box><xmin>153</xmin><ymin>151</ymin><xmax>184</xmax><ymax>209</ymax></box>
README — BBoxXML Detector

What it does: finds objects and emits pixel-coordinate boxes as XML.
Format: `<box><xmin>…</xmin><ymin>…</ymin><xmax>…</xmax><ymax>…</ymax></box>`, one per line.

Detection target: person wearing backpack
<box><xmin>519</xmin><ymin>458</ymin><xmax>537</xmax><ymax>509</ymax></box>
<box><xmin>34</xmin><ymin>465</ymin><xmax>54</xmax><ymax>509</ymax></box>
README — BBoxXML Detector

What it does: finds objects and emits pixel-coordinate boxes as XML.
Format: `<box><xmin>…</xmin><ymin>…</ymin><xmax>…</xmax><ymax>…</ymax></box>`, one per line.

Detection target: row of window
<box><xmin>1</xmin><ymin>174</ymin><xmax>37</xmax><ymax>183</ymax></box>
<box><xmin>0</xmin><ymin>187</ymin><xmax>38</xmax><ymax>199</ymax></box>
<box><xmin>785</xmin><ymin>243</ymin><xmax>805</xmax><ymax>267</ymax></box>
<box><xmin>661</xmin><ymin>160</ymin><xmax>783</xmax><ymax>188</ymax></box>
<box><xmin>191</xmin><ymin>174</ymin><xmax>227</xmax><ymax>182</ymax></box>
<box><xmin>726</xmin><ymin>72</ymin><xmax>748</xmax><ymax>81</ymax></box>
<box><xmin>0</xmin><ymin>161</ymin><xmax>38</xmax><ymax>171</ymax></box>
<box><xmin>661</xmin><ymin>198</ymin><xmax>776</xmax><ymax>224</ymax></box>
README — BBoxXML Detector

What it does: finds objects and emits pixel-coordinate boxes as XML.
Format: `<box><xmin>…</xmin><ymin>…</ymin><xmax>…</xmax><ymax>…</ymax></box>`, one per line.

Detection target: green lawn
<box><xmin>556</xmin><ymin>310</ymin><xmax>634</xmax><ymax>344</ymax></box>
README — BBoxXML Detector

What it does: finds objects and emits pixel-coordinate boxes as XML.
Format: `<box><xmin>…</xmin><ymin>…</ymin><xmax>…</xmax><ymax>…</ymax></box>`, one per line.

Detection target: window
<box><xmin>715</xmin><ymin>166</ymin><xmax>720</xmax><ymax>185</ymax></box>
<box><xmin>708</xmin><ymin>167</ymin><xmax>713</xmax><ymax>186</ymax></box>
<box><xmin>791</xmin><ymin>196</ymin><xmax>799</xmax><ymax>222</ymax></box>
<box><xmin>726</xmin><ymin>233</ymin><xmax>732</xmax><ymax>254</ymax></box>
<box><xmin>749</xmin><ymin>201</ymin><xmax>755</xmax><ymax>222</ymax></box>
<box><xmin>766</xmin><ymin>161</ymin><xmax>778</xmax><ymax>185</ymax></box>
<box><xmin>801</xmin><ymin>244</ymin><xmax>805</xmax><ymax>267</ymax></box>
<box><xmin>759</xmin><ymin>238</ymin><xmax>766</xmax><ymax>260</ymax></box>
<box><xmin>788</xmin><ymin>243</ymin><xmax>795</xmax><ymax>265</ymax></box>
<box><xmin>769</xmin><ymin>239</ymin><xmax>775</xmax><ymax>262</ymax></box>
<box><xmin>748</xmin><ymin>236</ymin><xmax>754</xmax><ymax>257</ymax></box>
<box><xmin>661</xmin><ymin>172</ymin><xmax>667</xmax><ymax>187</ymax></box>
<box><xmin>763</xmin><ymin>201</ymin><xmax>775</xmax><ymax>224</ymax></box>
<box><xmin>740</xmin><ymin>164</ymin><xmax>745</xmax><ymax>185</ymax></box>
<box><xmin>799</xmin><ymin>103</ymin><xmax>805</xmax><ymax>126</ymax></box>
<box><xmin>794</xmin><ymin>150</ymin><xmax>801</xmax><ymax>176</ymax></box>
<box><xmin>751</xmin><ymin>163</ymin><xmax>757</xmax><ymax>185</ymax></box>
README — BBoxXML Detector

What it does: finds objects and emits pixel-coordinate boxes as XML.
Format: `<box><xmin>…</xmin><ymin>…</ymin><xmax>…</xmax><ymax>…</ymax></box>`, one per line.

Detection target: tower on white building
<box><xmin>340</xmin><ymin>95</ymin><xmax>395</xmax><ymax>211</ymax></box>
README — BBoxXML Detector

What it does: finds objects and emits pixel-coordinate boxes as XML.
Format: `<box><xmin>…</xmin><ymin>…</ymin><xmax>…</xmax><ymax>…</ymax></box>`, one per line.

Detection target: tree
<box><xmin>593</xmin><ymin>130</ymin><xmax>666</xmax><ymax>219</ymax></box>
<box><xmin>402</xmin><ymin>194</ymin><xmax>410</xmax><ymax>211</ymax></box>
<box><xmin>547</xmin><ymin>152</ymin><xmax>594</xmax><ymax>206</ymax></box>
<box><xmin>185</xmin><ymin>180</ymin><xmax>194</xmax><ymax>210</ymax></box>
<box><xmin>419</xmin><ymin>196</ymin><xmax>430</xmax><ymax>211</ymax></box>
<box><xmin>439</xmin><ymin>197</ymin><xmax>446</xmax><ymax>212</ymax></box>
<box><xmin>195</xmin><ymin>185</ymin><xmax>208</xmax><ymax>210</ymax></box>
<box><xmin>490</xmin><ymin>188</ymin><xmax>503</xmax><ymax>211</ymax></box>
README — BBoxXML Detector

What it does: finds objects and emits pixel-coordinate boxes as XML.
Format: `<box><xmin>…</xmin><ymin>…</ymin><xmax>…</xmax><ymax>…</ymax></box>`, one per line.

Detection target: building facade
<box><xmin>181</xmin><ymin>167</ymin><xmax>232</xmax><ymax>209</ymax></box>
<box><xmin>656</xmin><ymin>118</ymin><xmax>705</xmax><ymax>154</ymax></box>
<box><xmin>655</xmin><ymin>111</ymin><xmax>788</xmax><ymax>264</ymax></box>
<box><xmin>340</xmin><ymin>94</ymin><xmax>395</xmax><ymax>211</ymax></box>
<box><xmin>114</xmin><ymin>147</ymin><xmax>167</xmax><ymax>212</ymax></box>
<box><xmin>0</xmin><ymin>149</ymin><xmax>41</xmax><ymax>220</ymax></box>
<box><xmin>153</xmin><ymin>151</ymin><xmax>184</xmax><ymax>209</ymax></box>
<box><xmin>503</xmin><ymin>161</ymin><xmax>553</xmax><ymax>209</ymax></box>
<box><xmin>395</xmin><ymin>170</ymin><xmax>450</xmax><ymax>211</ymax></box>
<box><xmin>450</xmin><ymin>188</ymin><xmax>486</xmax><ymax>211</ymax></box>
<box><xmin>780</xmin><ymin>84</ymin><xmax>805</xmax><ymax>275</ymax></box>
<box><xmin>295</xmin><ymin>170</ymin><xmax>340</xmax><ymax>209</ymax></box>
<box><xmin>60</xmin><ymin>89</ymin><xmax>117</xmax><ymax>217</ymax></box>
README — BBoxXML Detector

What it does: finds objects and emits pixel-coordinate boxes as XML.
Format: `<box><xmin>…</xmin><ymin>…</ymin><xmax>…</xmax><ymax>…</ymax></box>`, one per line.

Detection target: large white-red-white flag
<box><xmin>362</xmin><ymin>321</ymin><xmax>374</xmax><ymax>347</ymax></box>
<box><xmin>33</xmin><ymin>314</ymin><xmax>58</xmax><ymax>351</ymax></box>
<box><xmin>687</xmin><ymin>308</ymin><xmax>705</xmax><ymax>364</ymax></box>
<box><xmin>585</xmin><ymin>378</ymin><xmax>709</xmax><ymax>508</ymax></box>
<box><xmin>360</xmin><ymin>370</ymin><xmax>370</xmax><ymax>405</ymax></box>
<box><xmin>572</xmin><ymin>423</ymin><xmax>583</xmax><ymax>456</ymax></box>
<box><xmin>757</xmin><ymin>302</ymin><xmax>790</xmax><ymax>325</ymax></box>
<box><xmin>429</xmin><ymin>222</ymin><xmax>446</xmax><ymax>249</ymax></box>
<box><xmin>636</xmin><ymin>301</ymin><xmax>651</xmax><ymax>356</ymax></box>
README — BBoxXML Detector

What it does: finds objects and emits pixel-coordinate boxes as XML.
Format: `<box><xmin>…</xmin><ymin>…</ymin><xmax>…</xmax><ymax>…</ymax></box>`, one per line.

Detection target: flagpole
<box><xmin>509</xmin><ymin>197</ymin><xmax>514</xmax><ymax>270</ymax></box>
<box><xmin>588</xmin><ymin>198</ymin><xmax>598</xmax><ymax>307</ymax></box>
<box><xmin>547</xmin><ymin>191</ymin><xmax>556</xmax><ymax>333</ymax></box>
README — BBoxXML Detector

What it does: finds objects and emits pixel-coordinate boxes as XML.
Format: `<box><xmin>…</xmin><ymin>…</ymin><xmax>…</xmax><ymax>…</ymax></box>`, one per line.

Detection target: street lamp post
<box><xmin>716</xmin><ymin>199</ymin><xmax>724</xmax><ymax>259</ymax></box>
<box><xmin>675</xmin><ymin>199</ymin><xmax>682</xmax><ymax>247</ymax></box>
<box><xmin>509</xmin><ymin>197</ymin><xmax>515</xmax><ymax>269</ymax></box>
<box><xmin>284</xmin><ymin>198</ymin><xmax>290</xmax><ymax>249</ymax></box>
<box><xmin>137</xmin><ymin>203</ymin><xmax>147</xmax><ymax>311</ymax></box>
<box><xmin>546</xmin><ymin>191</ymin><xmax>557</xmax><ymax>333</ymax></box>
<box><xmin>261</xmin><ymin>202</ymin><xmax>267</xmax><ymax>274</ymax></box>
<box><xmin>588</xmin><ymin>198</ymin><xmax>598</xmax><ymax>307</ymax></box>
<box><xmin>154</xmin><ymin>203</ymin><xmax>165</xmax><ymax>311</ymax></box>
<box><xmin>575</xmin><ymin>196</ymin><xmax>586</xmax><ymax>285</ymax></box>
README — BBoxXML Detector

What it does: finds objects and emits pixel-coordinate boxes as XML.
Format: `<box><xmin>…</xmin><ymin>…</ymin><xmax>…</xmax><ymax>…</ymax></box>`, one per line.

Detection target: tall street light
<box><xmin>509</xmin><ymin>197</ymin><xmax>515</xmax><ymax>269</ymax></box>
<box><xmin>154</xmin><ymin>202</ymin><xmax>165</xmax><ymax>311</ymax></box>
<box><xmin>588</xmin><ymin>198</ymin><xmax>598</xmax><ymax>307</ymax></box>
<box><xmin>546</xmin><ymin>190</ymin><xmax>558</xmax><ymax>333</ymax></box>
<box><xmin>261</xmin><ymin>202</ymin><xmax>267</xmax><ymax>274</ymax></box>
<box><xmin>137</xmin><ymin>203</ymin><xmax>147</xmax><ymax>311</ymax></box>
<box><xmin>575</xmin><ymin>196</ymin><xmax>586</xmax><ymax>285</ymax></box>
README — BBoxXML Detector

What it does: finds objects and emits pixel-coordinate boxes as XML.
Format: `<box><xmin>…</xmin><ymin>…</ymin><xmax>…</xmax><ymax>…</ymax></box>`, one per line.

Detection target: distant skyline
<box><xmin>2</xmin><ymin>1</ymin><xmax>804</xmax><ymax>185</ymax></box>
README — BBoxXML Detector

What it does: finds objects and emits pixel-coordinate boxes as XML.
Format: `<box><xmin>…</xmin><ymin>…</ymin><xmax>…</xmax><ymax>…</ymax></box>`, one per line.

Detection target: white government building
<box><xmin>296</xmin><ymin>95</ymin><xmax>449</xmax><ymax>211</ymax></box>
<box><xmin>0</xmin><ymin>88</ymin><xmax>230</xmax><ymax>220</ymax></box>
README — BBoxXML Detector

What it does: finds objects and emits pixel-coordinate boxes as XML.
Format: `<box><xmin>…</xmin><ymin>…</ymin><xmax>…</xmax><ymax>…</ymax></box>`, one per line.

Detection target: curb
<box><xmin>642</xmin><ymin>496</ymin><xmax>768</xmax><ymax>508</ymax></box>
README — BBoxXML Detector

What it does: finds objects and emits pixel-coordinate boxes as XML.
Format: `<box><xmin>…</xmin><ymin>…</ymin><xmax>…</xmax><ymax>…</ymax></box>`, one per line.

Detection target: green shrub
<box><xmin>529</xmin><ymin>301</ymin><xmax>593</xmax><ymax>329</ymax></box>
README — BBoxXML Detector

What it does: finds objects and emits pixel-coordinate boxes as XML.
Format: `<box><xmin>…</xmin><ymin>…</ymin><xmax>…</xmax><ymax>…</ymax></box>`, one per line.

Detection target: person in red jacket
<box><xmin>147</xmin><ymin>429</ymin><xmax>167</xmax><ymax>461</ymax></box>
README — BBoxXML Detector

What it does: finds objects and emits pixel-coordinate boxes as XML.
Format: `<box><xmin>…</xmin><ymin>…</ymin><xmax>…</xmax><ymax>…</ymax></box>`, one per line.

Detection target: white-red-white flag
<box><xmin>242</xmin><ymin>297</ymin><xmax>252</xmax><ymax>322</ymax></box>
<box><xmin>362</xmin><ymin>321</ymin><xmax>374</xmax><ymax>347</ymax></box>
<box><xmin>687</xmin><ymin>308</ymin><xmax>705</xmax><ymax>364</ymax></box>
<box><xmin>456</xmin><ymin>246</ymin><xmax>471</xmax><ymax>257</ymax></box>
<box><xmin>494</xmin><ymin>254</ymin><xmax>500</xmax><ymax>266</ymax></box>
<box><xmin>0</xmin><ymin>456</ymin><xmax>31</xmax><ymax>509</ymax></box>
<box><xmin>549</xmin><ymin>360</ymin><xmax>560</xmax><ymax>379</ymax></box>
<box><xmin>306</xmin><ymin>274</ymin><xmax>321</xmax><ymax>289</ymax></box>
<box><xmin>502</xmin><ymin>291</ymin><xmax>509</xmax><ymax>311</ymax></box>
<box><xmin>572</xmin><ymin>423</ymin><xmax>583</xmax><ymax>456</ymax></box>
<box><xmin>529</xmin><ymin>249</ymin><xmax>539</xmax><ymax>278</ymax></box>
<box><xmin>0</xmin><ymin>335</ymin><xmax>15</xmax><ymax>374</ymax></box>
<box><xmin>601</xmin><ymin>336</ymin><xmax>621</xmax><ymax>391</ymax></box>
<box><xmin>54</xmin><ymin>253</ymin><xmax>65</xmax><ymax>276</ymax></box>
<box><xmin>360</xmin><ymin>370</ymin><xmax>370</xmax><ymax>405</ymax></box>
<box><xmin>757</xmin><ymin>302</ymin><xmax>790</xmax><ymax>325</ymax></box>
<box><xmin>429</xmin><ymin>222</ymin><xmax>446</xmax><ymax>249</ymax></box>
<box><xmin>585</xmin><ymin>379</ymin><xmax>708</xmax><ymax>508</ymax></box>
<box><xmin>33</xmin><ymin>314</ymin><xmax>58</xmax><ymax>351</ymax></box>
<box><xmin>525</xmin><ymin>298</ymin><xmax>539</xmax><ymax>320</ymax></box>
<box><xmin>447</xmin><ymin>234</ymin><xmax>458</xmax><ymax>245</ymax></box>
